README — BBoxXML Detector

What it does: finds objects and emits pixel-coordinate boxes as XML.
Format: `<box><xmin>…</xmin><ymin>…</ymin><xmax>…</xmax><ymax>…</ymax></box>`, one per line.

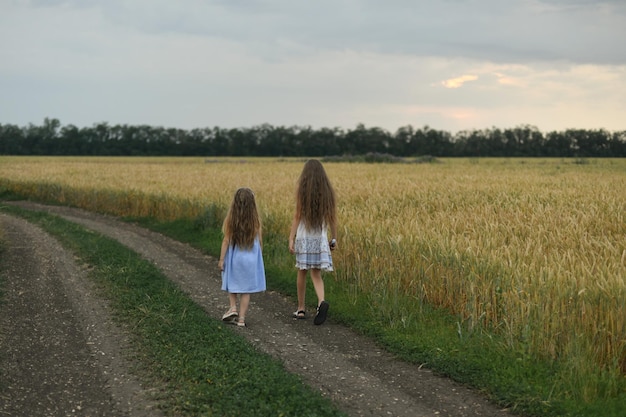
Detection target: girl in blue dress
<box><xmin>289</xmin><ymin>160</ymin><xmax>338</xmax><ymax>325</ymax></box>
<box><xmin>218</xmin><ymin>188</ymin><xmax>266</xmax><ymax>327</ymax></box>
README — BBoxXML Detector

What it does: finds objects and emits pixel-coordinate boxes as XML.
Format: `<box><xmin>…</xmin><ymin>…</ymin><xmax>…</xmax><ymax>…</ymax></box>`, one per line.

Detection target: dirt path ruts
<box><xmin>0</xmin><ymin>202</ymin><xmax>510</xmax><ymax>417</ymax></box>
<box><xmin>0</xmin><ymin>212</ymin><xmax>162</xmax><ymax>417</ymax></box>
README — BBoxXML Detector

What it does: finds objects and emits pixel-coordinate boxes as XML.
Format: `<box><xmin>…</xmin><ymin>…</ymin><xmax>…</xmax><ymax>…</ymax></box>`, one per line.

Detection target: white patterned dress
<box><xmin>294</xmin><ymin>221</ymin><xmax>333</xmax><ymax>271</ymax></box>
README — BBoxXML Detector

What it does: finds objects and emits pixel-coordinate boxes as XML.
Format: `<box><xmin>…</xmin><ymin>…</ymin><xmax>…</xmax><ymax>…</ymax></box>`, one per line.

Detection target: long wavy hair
<box><xmin>296</xmin><ymin>159</ymin><xmax>336</xmax><ymax>231</ymax></box>
<box><xmin>222</xmin><ymin>187</ymin><xmax>261</xmax><ymax>249</ymax></box>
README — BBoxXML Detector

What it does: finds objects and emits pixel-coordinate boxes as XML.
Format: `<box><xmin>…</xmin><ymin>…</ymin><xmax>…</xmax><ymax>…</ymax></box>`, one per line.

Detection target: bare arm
<box><xmin>289</xmin><ymin>212</ymin><xmax>300</xmax><ymax>254</ymax></box>
<box><xmin>218</xmin><ymin>236</ymin><xmax>229</xmax><ymax>271</ymax></box>
<box><xmin>329</xmin><ymin>219</ymin><xmax>338</xmax><ymax>250</ymax></box>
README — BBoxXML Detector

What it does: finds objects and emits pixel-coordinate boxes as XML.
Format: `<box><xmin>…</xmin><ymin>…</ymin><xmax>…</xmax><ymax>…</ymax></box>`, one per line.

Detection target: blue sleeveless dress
<box><xmin>221</xmin><ymin>236</ymin><xmax>266</xmax><ymax>293</ymax></box>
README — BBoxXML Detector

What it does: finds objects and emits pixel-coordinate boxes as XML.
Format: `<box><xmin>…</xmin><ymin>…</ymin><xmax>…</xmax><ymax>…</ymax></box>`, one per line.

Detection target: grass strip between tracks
<box><xmin>0</xmin><ymin>205</ymin><xmax>346</xmax><ymax>417</ymax></box>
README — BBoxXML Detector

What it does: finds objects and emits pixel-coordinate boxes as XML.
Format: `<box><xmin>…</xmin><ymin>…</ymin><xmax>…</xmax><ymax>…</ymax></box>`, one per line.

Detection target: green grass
<box><xmin>0</xmin><ymin>205</ymin><xmax>345</xmax><ymax>417</ymax></box>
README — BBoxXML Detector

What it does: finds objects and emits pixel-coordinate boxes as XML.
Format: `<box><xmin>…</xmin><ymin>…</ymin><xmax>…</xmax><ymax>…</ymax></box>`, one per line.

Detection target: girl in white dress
<box><xmin>289</xmin><ymin>160</ymin><xmax>338</xmax><ymax>325</ymax></box>
<box><xmin>218</xmin><ymin>188</ymin><xmax>266</xmax><ymax>327</ymax></box>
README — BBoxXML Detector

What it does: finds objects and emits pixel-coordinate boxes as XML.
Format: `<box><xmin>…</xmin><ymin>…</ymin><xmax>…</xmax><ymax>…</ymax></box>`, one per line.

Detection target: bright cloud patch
<box><xmin>441</xmin><ymin>75</ymin><xmax>478</xmax><ymax>89</ymax></box>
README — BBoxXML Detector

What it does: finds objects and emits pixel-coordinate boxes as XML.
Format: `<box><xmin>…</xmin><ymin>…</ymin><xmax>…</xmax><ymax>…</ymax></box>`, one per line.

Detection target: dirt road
<box><xmin>0</xmin><ymin>202</ymin><xmax>509</xmax><ymax>416</ymax></box>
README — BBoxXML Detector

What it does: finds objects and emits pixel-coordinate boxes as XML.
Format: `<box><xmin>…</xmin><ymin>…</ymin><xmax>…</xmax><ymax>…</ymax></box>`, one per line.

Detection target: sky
<box><xmin>1</xmin><ymin>0</ymin><xmax>625</xmax><ymax>134</ymax></box>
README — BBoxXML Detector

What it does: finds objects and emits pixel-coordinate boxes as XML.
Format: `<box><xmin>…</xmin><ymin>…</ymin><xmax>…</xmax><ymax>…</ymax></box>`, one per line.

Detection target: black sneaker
<box><xmin>314</xmin><ymin>301</ymin><xmax>329</xmax><ymax>325</ymax></box>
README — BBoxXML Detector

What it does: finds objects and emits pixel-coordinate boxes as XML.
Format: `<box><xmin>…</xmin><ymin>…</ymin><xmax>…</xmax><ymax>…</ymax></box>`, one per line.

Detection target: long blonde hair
<box><xmin>222</xmin><ymin>187</ymin><xmax>261</xmax><ymax>249</ymax></box>
<box><xmin>296</xmin><ymin>159</ymin><xmax>336</xmax><ymax>231</ymax></box>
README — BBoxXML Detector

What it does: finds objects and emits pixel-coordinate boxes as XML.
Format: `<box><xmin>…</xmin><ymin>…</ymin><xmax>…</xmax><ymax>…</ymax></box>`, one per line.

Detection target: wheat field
<box><xmin>1</xmin><ymin>156</ymin><xmax>624</xmax><ymax>399</ymax></box>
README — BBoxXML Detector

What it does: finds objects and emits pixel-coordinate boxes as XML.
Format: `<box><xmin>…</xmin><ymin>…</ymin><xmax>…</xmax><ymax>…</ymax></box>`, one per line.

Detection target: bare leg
<box><xmin>222</xmin><ymin>293</ymin><xmax>239</xmax><ymax>321</ymax></box>
<box><xmin>228</xmin><ymin>293</ymin><xmax>238</xmax><ymax>311</ymax></box>
<box><xmin>310</xmin><ymin>268</ymin><xmax>325</xmax><ymax>306</ymax></box>
<box><xmin>296</xmin><ymin>269</ymin><xmax>308</xmax><ymax>311</ymax></box>
<box><xmin>239</xmin><ymin>293</ymin><xmax>251</xmax><ymax>319</ymax></box>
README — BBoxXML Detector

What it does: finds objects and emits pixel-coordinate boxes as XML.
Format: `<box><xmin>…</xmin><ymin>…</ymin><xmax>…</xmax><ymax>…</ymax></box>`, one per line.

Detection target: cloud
<box><xmin>441</xmin><ymin>75</ymin><xmax>479</xmax><ymax>89</ymax></box>
<box><xmin>1</xmin><ymin>0</ymin><xmax>625</xmax><ymax>134</ymax></box>
<box><xmin>204</xmin><ymin>0</ymin><xmax>626</xmax><ymax>65</ymax></box>
<box><xmin>12</xmin><ymin>0</ymin><xmax>626</xmax><ymax>64</ymax></box>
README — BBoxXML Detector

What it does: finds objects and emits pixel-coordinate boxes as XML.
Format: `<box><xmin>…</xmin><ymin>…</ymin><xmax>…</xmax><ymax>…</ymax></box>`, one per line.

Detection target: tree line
<box><xmin>1</xmin><ymin>118</ymin><xmax>625</xmax><ymax>157</ymax></box>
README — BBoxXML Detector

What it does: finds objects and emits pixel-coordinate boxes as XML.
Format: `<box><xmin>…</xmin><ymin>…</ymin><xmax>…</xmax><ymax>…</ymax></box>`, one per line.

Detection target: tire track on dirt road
<box><xmin>0</xmin><ymin>213</ymin><xmax>162</xmax><ymax>417</ymax></box>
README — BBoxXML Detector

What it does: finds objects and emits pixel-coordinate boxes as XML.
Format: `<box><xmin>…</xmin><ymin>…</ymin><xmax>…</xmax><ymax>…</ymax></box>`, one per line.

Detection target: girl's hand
<box><xmin>329</xmin><ymin>239</ymin><xmax>337</xmax><ymax>251</ymax></box>
<box><xmin>218</xmin><ymin>260</ymin><xmax>224</xmax><ymax>271</ymax></box>
<box><xmin>289</xmin><ymin>239</ymin><xmax>295</xmax><ymax>254</ymax></box>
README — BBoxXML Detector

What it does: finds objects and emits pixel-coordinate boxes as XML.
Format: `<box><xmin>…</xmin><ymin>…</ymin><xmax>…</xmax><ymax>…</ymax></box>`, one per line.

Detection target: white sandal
<box><xmin>222</xmin><ymin>307</ymin><xmax>238</xmax><ymax>321</ymax></box>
